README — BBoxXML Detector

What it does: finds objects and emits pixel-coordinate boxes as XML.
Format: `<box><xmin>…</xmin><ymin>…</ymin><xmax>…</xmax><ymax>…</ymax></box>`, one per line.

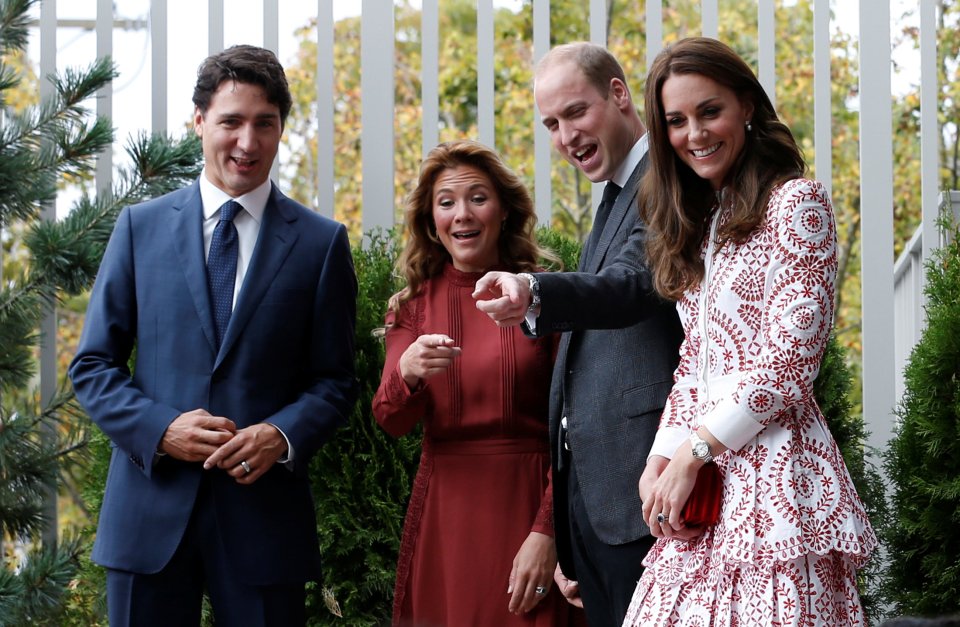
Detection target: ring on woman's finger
<box><xmin>534</xmin><ymin>585</ymin><xmax>547</xmax><ymax>595</ymax></box>
<box><xmin>656</xmin><ymin>512</ymin><xmax>666</xmax><ymax>524</ymax></box>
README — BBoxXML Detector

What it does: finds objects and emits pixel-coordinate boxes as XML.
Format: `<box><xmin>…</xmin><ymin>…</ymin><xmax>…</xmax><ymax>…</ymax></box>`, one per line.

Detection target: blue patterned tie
<box><xmin>207</xmin><ymin>200</ymin><xmax>241</xmax><ymax>349</ymax></box>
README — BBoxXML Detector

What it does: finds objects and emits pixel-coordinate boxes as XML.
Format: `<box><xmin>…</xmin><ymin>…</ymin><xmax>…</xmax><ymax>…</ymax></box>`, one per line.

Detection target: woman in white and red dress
<box><xmin>622</xmin><ymin>38</ymin><xmax>876</xmax><ymax>627</ymax></box>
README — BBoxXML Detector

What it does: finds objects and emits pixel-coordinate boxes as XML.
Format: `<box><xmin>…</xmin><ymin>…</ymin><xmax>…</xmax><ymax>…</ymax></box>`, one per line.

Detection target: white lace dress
<box><xmin>622</xmin><ymin>179</ymin><xmax>876</xmax><ymax>627</ymax></box>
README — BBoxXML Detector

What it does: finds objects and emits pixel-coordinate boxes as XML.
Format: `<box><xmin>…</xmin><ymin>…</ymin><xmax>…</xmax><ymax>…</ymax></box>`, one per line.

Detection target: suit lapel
<box><xmin>585</xmin><ymin>156</ymin><xmax>647</xmax><ymax>273</ymax></box>
<box><xmin>215</xmin><ymin>185</ymin><xmax>299</xmax><ymax>368</ymax></box>
<box><xmin>171</xmin><ymin>182</ymin><xmax>219</xmax><ymax>355</ymax></box>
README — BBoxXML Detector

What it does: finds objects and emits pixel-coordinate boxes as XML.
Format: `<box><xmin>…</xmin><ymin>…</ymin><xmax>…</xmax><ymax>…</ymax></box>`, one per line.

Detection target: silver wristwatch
<box><xmin>690</xmin><ymin>432</ymin><xmax>714</xmax><ymax>464</ymax></box>
<box><xmin>517</xmin><ymin>272</ymin><xmax>541</xmax><ymax>313</ymax></box>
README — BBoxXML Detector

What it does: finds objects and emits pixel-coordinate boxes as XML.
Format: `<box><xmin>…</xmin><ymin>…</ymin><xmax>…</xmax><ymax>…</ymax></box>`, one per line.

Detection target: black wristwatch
<box><xmin>517</xmin><ymin>273</ymin><xmax>540</xmax><ymax>313</ymax></box>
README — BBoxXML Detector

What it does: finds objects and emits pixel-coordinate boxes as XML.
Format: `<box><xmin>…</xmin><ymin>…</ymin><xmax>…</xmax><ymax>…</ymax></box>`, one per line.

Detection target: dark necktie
<box><xmin>207</xmin><ymin>200</ymin><xmax>241</xmax><ymax>349</ymax></box>
<box><xmin>582</xmin><ymin>181</ymin><xmax>622</xmax><ymax>265</ymax></box>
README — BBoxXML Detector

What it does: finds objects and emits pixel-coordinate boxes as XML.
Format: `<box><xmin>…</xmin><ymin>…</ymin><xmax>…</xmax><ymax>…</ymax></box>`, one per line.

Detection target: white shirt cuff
<box><xmin>701</xmin><ymin>395</ymin><xmax>765</xmax><ymax>452</ymax></box>
<box><xmin>267</xmin><ymin>423</ymin><xmax>296</xmax><ymax>470</ymax></box>
<box><xmin>647</xmin><ymin>426</ymin><xmax>688</xmax><ymax>460</ymax></box>
<box><xmin>524</xmin><ymin>310</ymin><xmax>538</xmax><ymax>333</ymax></box>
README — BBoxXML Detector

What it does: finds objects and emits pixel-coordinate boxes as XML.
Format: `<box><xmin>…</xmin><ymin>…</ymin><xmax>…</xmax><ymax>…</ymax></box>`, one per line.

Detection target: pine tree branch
<box><xmin>24</xmin><ymin>131</ymin><xmax>202</xmax><ymax>296</ymax></box>
<box><xmin>0</xmin><ymin>0</ymin><xmax>35</xmax><ymax>55</ymax></box>
<box><xmin>0</xmin><ymin>57</ymin><xmax>117</xmax><ymax>228</ymax></box>
<box><xmin>0</xmin><ymin>534</ymin><xmax>85</xmax><ymax>626</ymax></box>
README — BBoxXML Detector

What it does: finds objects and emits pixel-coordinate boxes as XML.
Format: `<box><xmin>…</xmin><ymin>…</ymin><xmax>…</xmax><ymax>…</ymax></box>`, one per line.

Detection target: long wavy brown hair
<box><xmin>391</xmin><ymin>140</ymin><xmax>555</xmax><ymax>310</ymax></box>
<box><xmin>640</xmin><ymin>37</ymin><xmax>806</xmax><ymax>300</ymax></box>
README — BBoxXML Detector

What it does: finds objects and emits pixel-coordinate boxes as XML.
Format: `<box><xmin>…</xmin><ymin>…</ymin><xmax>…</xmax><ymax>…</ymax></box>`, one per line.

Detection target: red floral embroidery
<box><xmin>632</xmin><ymin>180</ymin><xmax>875</xmax><ymax>626</ymax></box>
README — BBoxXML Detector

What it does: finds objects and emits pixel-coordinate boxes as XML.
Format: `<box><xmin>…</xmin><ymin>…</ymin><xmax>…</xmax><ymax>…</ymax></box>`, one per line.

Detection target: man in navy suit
<box><xmin>69</xmin><ymin>45</ymin><xmax>357</xmax><ymax>626</ymax></box>
<box><xmin>474</xmin><ymin>43</ymin><xmax>683</xmax><ymax>627</ymax></box>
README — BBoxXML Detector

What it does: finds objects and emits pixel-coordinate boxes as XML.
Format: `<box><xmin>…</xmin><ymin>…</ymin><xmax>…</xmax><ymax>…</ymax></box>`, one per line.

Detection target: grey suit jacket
<box><xmin>525</xmin><ymin>157</ymin><xmax>683</xmax><ymax>576</ymax></box>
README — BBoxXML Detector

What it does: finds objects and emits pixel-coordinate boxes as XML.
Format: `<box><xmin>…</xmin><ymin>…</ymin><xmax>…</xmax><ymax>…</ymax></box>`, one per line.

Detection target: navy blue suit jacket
<box><xmin>69</xmin><ymin>180</ymin><xmax>358</xmax><ymax>585</ymax></box>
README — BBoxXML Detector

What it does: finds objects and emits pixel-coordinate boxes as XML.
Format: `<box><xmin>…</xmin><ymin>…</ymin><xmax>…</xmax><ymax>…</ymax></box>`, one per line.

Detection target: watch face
<box><xmin>693</xmin><ymin>440</ymin><xmax>709</xmax><ymax>458</ymax></box>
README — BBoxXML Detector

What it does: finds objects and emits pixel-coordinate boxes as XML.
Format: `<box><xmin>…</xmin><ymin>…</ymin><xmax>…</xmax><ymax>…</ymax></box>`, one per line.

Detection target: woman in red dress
<box><xmin>373</xmin><ymin>140</ymin><xmax>581</xmax><ymax>626</ymax></box>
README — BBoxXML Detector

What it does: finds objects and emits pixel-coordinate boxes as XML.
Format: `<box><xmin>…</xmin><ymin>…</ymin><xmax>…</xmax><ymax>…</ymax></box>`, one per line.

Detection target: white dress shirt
<box><xmin>198</xmin><ymin>170</ymin><xmax>295</xmax><ymax>466</ymax></box>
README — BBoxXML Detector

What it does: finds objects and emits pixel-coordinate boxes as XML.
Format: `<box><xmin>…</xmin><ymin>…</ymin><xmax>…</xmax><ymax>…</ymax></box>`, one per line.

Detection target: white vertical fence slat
<box><xmin>360</xmin><ymin>0</ymin><xmax>394</xmax><ymax>233</ymax></box>
<box><xmin>647</xmin><ymin>0</ymin><xmax>663</xmax><ymax>64</ymax></box>
<box><xmin>893</xmin><ymin>229</ymin><xmax>923</xmax><ymax>403</ymax></box>
<box><xmin>590</xmin><ymin>0</ymin><xmax>607</xmax><ymax>213</ymax></box>
<box><xmin>39</xmin><ymin>0</ymin><xmax>58</xmax><ymax>552</ymax></box>
<box><xmin>701</xmin><ymin>0</ymin><xmax>718</xmax><ymax>38</ymax></box>
<box><xmin>316</xmin><ymin>1</ymin><xmax>335</xmax><ymax>218</ymax></box>
<box><xmin>589</xmin><ymin>0</ymin><xmax>606</xmax><ymax>45</ymax></box>
<box><xmin>151</xmin><ymin>0</ymin><xmax>167</xmax><ymax>134</ymax></box>
<box><xmin>263</xmin><ymin>0</ymin><xmax>278</xmax><ymax>53</ymax></box>
<box><xmin>757</xmin><ymin>0</ymin><xmax>775</xmax><ymax>109</ymax></box>
<box><xmin>813</xmin><ymin>0</ymin><xmax>830</xmax><ymax>193</ymax></box>
<box><xmin>533</xmin><ymin>0</ymin><xmax>550</xmax><ymax>225</ymax></box>
<box><xmin>264</xmin><ymin>1</ymin><xmax>279</xmax><ymax>182</ymax></box>
<box><xmin>477</xmin><ymin>0</ymin><xmax>494</xmax><ymax>149</ymax></box>
<box><xmin>859</xmin><ymin>0</ymin><xmax>896</xmax><ymax>454</ymax></box>
<box><xmin>421</xmin><ymin>0</ymin><xmax>439</xmax><ymax>158</ymax></box>
<box><xmin>97</xmin><ymin>0</ymin><xmax>112</xmax><ymax>193</ymax></box>
<box><xmin>208</xmin><ymin>0</ymin><xmax>223</xmax><ymax>54</ymax></box>
<box><xmin>920</xmin><ymin>0</ymin><xmax>939</xmax><ymax>273</ymax></box>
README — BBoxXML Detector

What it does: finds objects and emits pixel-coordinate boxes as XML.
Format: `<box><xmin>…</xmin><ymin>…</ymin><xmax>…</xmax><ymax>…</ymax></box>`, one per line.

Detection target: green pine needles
<box><xmin>883</xmin><ymin>217</ymin><xmax>960</xmax><ymax>617</ymax></box>
<box><xmin>0</xmin><ymin>0</ymin><xmax>202</xmax><ymax>623</ymax></box>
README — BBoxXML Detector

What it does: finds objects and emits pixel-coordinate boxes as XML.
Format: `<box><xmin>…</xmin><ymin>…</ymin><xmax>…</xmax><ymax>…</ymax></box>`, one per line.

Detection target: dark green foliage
<box><xmin>814</xmin><ymin>333</ymin><xmax>889</xmax><ymax>621</ymax></box>
<box><xmin>0</xmin><ymin>56</ymin><xmax>117</xmax><ymax>227</ymax></box>
<box><xmin>306</xmin><ymin>229</ymin><xmax>421</xmax><ymax>625</ymax></box>
<box><xmin>0</xmin><ymin>535</ymin><xmax>85</xmax><ymax>627</ymax></box>
<box><xmin>536</xmin><ymin>225</ymin><xmax>581</xmax><ymax>270</ymax></box>
<box><xmin>0</xmin><ymin>0</ymin><xmax>32</xmax><ymax>57</ymax></box>
<box><xmin>883</xmin><ymin>220</ymin><xmax>960</xmax><ymax>617</ymax></box>
<box><xmin>25</xmin><ymin>132</ymin><xmax>202</xmax><ymax>296</ymax></box>
<box><xmin>0</xmin><ymin>392</ymin><xmax>86</xmax><ymax>539</ymax></box>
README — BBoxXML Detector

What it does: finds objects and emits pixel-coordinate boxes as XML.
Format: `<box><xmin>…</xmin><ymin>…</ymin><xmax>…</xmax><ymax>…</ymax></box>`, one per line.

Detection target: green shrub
<box><xmin>814</xmin><ymin>333</ymin><xmax>888</xmax><ymax>622</ymax></box>
<box><xmin>306</xmin><ymin>228</ymin><xmax>419</xmax><ymax>625</ymax></box>
<box><xmin>882</xmin><ymin>220</ymin><xmax>960</xmax><ymax>617</ymax></box>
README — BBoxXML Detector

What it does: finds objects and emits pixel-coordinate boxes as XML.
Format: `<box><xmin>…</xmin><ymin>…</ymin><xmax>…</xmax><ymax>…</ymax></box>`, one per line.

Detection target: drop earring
<box><xmin>745</xmin><ymin>120</ymin><xmax>753</xmax><ymax>132</ymax></box>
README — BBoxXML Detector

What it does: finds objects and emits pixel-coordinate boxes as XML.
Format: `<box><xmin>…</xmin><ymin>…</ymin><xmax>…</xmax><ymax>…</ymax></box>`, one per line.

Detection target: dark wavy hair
<box><xmin>640</xmin><ymin>37</ymin><xmax>805</xmax><ymax>300</ymax></box>
<box><xmin>392</xmin><ymin>140</ymin><xmax>555</xmax><ymax>309</ymax></box>
<box><xmin>193</xmin><ymin>45</ymin><xmax>292</xmax><ymax>128</ymax></box>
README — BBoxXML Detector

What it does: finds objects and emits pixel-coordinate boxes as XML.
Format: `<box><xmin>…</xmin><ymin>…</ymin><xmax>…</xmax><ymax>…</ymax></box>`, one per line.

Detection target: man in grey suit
<box><xmin>474</xmin><ymin>42</ymin><xmax>683</xmax><ymax>627</ymax></box>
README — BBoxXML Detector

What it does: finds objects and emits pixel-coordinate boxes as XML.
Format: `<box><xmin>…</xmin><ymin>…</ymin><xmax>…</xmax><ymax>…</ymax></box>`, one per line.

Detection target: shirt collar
<box><xmin>609</xmin><ymin>133</ymin><xmax>649</xmax><ymax>189</ymax></box>
<box><xmin>199</xmin><ymin>169</ymin><xmax>271</xmax><ymax>223</ymax></box>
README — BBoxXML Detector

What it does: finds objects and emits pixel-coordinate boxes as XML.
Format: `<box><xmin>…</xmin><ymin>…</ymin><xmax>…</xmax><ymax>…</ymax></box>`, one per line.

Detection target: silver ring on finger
<box><xmin>240</xmin><ymin>460</ymin><xmax>252</xmax><ymax>474</ymax></box>
<box><xmin>535</xmin><ymin>585</ymin><xmax>547</xmax><ymax>595</ymax></box>
<box><xmin>656</xmin><ymin>512</ymin><xmax>666</xmax><ymax>524</ymax></box>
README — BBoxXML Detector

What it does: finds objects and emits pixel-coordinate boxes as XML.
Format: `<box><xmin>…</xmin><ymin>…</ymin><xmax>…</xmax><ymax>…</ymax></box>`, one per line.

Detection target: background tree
<box><xmin>882</xmin><ymin>218</ymin><xmax>960</xmax><ymax>617</ymax></box>
<box><xmin>0</xmin><ymin>1</ymin><xmax>202</xmax><ymax>623</ymax></box>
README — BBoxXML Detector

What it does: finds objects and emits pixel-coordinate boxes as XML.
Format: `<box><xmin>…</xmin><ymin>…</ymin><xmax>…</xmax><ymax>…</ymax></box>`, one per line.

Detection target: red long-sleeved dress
<box><xmin>373</xmin><ymin>264</ymin><xmax>578</xmax><ymax>627</ymax></box>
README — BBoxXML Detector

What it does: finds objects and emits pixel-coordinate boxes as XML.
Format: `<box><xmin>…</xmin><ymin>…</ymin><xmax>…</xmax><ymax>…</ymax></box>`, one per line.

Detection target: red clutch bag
<box><xmin>680</xmin><ymin>462</ymin><xmax>723</xmax><ymax>527</ymax></box>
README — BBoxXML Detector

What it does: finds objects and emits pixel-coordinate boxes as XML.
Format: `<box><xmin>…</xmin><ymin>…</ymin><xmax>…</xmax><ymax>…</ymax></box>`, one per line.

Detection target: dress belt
<box><xmin>428</xmin><ymin>437</ymin><xmax>549</xmax><ymax>456</ymax></box>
